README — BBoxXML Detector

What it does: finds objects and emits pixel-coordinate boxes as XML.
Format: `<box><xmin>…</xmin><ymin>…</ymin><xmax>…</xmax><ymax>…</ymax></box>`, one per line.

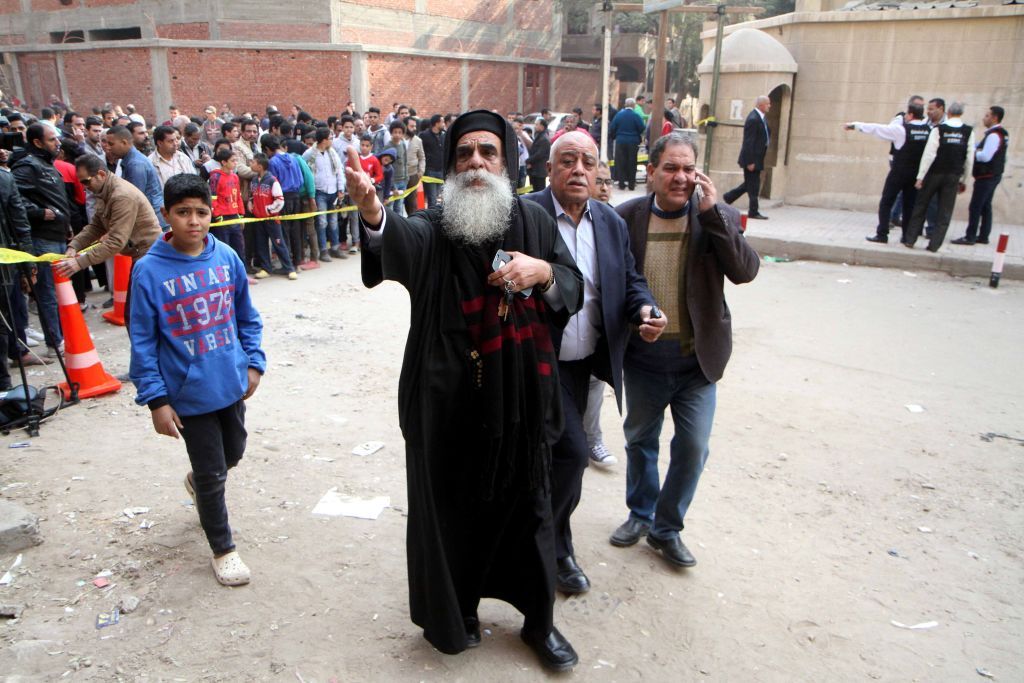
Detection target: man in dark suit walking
<box><xmin>723</xmin><ymin>95</ymin><xmax>771</xmax><ymax>219</ymax></box>
<box><xmin>525</xmin><ymin>131</ymin><xmax>666</xmax><ymax>595</ymax></box>
<box><xmin>611</xmin><ymin>132</ymin><xmax>759</xmax><ymax>568</ymax></box>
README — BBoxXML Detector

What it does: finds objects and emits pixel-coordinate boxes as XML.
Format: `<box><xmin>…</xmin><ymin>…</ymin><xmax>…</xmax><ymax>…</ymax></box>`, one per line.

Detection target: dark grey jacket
<box><xmin>615</xmin><ymin>195</ymin><xmax>759</xmax><ymax>383</ymax></box>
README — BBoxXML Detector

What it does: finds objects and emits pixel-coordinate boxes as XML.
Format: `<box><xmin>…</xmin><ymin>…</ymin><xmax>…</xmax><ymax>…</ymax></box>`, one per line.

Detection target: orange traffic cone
<box><xmin>416</xmin><ymin>181</ymin><xmax>426</xmax><ymax>210</ymax></box>
<box><xmin>101</xmin><ymin>254</ymin><xmax>131</xmax><ymax>326</ymax></box>
<box><xmin>53</xmin><ymin>265</ymin><xmax>121</xmax><ymax>400</ymax></box>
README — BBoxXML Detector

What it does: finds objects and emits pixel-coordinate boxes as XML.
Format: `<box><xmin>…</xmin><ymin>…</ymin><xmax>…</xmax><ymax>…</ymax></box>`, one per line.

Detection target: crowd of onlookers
<box><xmin>0</xmin><ymin>93</ymin><xmax>690</xmax><ymax>390</ymax></box>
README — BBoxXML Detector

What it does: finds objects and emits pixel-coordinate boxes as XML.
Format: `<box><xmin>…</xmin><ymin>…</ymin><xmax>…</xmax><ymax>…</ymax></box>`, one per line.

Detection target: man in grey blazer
<box><xmin>611</xmin><ymin>132</ymin><xmax>759</xmax><ymax>567</ymax></box>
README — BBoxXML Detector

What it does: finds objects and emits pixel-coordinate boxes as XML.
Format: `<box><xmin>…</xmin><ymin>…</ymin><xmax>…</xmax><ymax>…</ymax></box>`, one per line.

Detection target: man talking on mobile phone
<box><xmin>610</xmin><ymin>132</ymin><xmax>760</xmax><ymax>568</ymax></box>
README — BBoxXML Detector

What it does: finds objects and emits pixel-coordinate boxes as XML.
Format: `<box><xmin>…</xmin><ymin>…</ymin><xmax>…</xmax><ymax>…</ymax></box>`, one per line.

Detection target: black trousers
<box><xmin>724</xmin><ymin>167</ymin><xmax>762</xmax><ymax>215</ymax></box>
<box><xmin>528</xmin><ymin>175</ymin><xmax>546</xmax><ymax>192</ymax></box>
<box><xmin>550</xmin><ymin>357</ymin><xmax>593</xmax><ymax>560</ymax></box>
<box><xmin>614</xmin><ymin>142</ymin><xmax>639</xmax><ymax>189</ymax></box>
<box><xmin>180</xmin><ymin>399</ymin><xmax>247</xmax><ymax>556</ymax></box>
<box><xmin>904</xmin><ymin>172</ymin><xmax>960</xmax><ymax>251</ymax></box>
<box><xmin>282</xmin><ymin>193</ymin><xmax>303</xmax><ymax>265</ymax></box>
<box><xmin>875</xmin><ymin>168</ymin><xmax>918</xmax><ymax>238</ymax></box>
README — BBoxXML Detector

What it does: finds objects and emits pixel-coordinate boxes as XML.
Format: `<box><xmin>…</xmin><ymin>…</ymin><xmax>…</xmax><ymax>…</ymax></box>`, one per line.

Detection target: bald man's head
<box><xmin>548</xmin><ymin>131</ymin><xmax>599</xmax><ymax>209</ymax></box>
<box><xmin>756</xmin><ymin>95</ymin><xmax>771</xmax><ymax>114</ymax></box>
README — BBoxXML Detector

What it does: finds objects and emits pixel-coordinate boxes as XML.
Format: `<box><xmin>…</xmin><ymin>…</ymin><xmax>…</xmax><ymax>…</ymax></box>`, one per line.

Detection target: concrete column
<box><xmin>415</xmin><ymin>0</ymin><xmax>427</xmax><ymax>12</ymax></box>
<box><xmin>350</xmin><ymin>50</ymin><xmax>369</xmax><ymax>113</ymax></box>
<box><xmin>6</xmin><ymin>52</ymin><xmax>24</xmax><ymax>105</ymax></box>
<box><xmin>150</xmin><ymin>48</ymin><xmax>172</xmax><ymax>124</ymax></box>
<box><xmin>517</xmin><ymin>64</ymin><xmax>524</xmax><ymax>113</ymax></box>
<box><xmin>55</xmin><ymin>52</ymin><xmax>71</xmax><ymax>109</ymax></box>
<box><xmin>548</xmin><ymin>67</ymin><xmax>556</xmax><ymax>110</ymax></box>
<box><xmin>209</xmin><ymin>0</ymin><xmax>222</xmax><ymax>40</ymax></box>
<box><xmin>461</xmin><ymin>59</ymin><xmax>469</xmax><ymax>111</ymax></box>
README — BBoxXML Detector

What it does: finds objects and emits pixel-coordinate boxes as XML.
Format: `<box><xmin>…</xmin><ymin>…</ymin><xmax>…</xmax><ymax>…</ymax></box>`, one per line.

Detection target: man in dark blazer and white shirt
<box><xmin>525</xmin><ymin>131</ymin><xmax>665</xmax><ymax>595</ymax></box>
<box><xmin>611</xmin><ymin>132</ymin><xmax>759</xmax><ymax>567</ymax></box>
<box><xmin>723</xmin><ymin>95</ymin><xmax>771</xmax><ymax>219</ymax></box>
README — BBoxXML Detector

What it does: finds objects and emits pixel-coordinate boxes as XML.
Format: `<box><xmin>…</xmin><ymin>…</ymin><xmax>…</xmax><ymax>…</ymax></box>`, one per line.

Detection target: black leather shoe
<box><xmin>609</xmin><ymin>518</ymin><xmax>651</xmax><ymax>547</ymax></box>
<box><xmin>646</xmin><ymin>534</ymin><xmax>697</xmax><ymax>567</ymax></box>
<box><xmin>951</xmin><ymin>237</ymin><xmax>975</xmax><ymax>245</ymax></box>
<box><xmin>520</xmin><ymin>627</ymin><xmax>579</xmax><ymax>671</ymax></box>
<box><xmin>865</xmin><ymin>235</ymin><xmax>888</xmax><ymax>244</ymax></box>
<box><xmin>748</xmin><ymin>212</ymin><xmax>769</xmax><ymax>220</ymax></box>
<box><xmin>464</xmin><ymin>616</ymin><xmax>481</xmax><ymax>648</ymax></box>
<box><xmin>975</xmin><ymin>238</ymin><xmax>989</xmax><ymax>245</ymax></box>
<box><xmin>901</xmin><ymin>241</ymin><xmax>914</xmax><ymax>249</ymax></box>
<box><xmin>556</xmin><ymin>555</ymin><xmax>590</xmax><ymax>594</ymax></box>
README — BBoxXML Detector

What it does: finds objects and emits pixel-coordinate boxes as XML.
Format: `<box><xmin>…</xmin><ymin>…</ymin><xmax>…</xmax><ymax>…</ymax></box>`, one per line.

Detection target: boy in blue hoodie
<box><xmin>129</xmin><ymin>174</ymin><xmax>266</xmax><ymax>587</ymax></box>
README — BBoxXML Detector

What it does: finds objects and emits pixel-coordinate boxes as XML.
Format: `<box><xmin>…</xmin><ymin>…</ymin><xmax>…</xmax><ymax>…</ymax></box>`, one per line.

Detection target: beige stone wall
<box><xmin>701</xmin><ymin>7</ymin><xmax>1024</xmax><ymax>225</ymax></box>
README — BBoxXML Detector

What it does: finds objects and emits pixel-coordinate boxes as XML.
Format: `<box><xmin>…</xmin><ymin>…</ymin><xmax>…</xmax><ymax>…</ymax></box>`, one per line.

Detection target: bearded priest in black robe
<box><xmin>343</xmin><ymin>110</ymin><xmax>583</xmax><ymax>671</ymax></box>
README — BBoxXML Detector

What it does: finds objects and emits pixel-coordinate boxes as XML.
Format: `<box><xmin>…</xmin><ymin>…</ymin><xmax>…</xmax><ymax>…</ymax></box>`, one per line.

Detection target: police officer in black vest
<box><xmin>845</xmin><ymin>102</ymin><xmax>931</xmax><ymax>243</ymax></box>
<box><xmin>951</xmin><ymin>105</ymin><xmax>1008</xmax><ymax>246</ymax></box>
<box><xmin>903</xmin><ymin>101</ymin><xmax>975</xmax><ymax>252</ymax></box>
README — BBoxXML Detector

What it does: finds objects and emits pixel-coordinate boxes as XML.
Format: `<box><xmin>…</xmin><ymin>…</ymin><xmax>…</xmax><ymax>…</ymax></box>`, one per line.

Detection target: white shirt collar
<box><xmin>551</xmin><ymin>191</ymin><xmax>592</xmax><ymax>228</ymax></box>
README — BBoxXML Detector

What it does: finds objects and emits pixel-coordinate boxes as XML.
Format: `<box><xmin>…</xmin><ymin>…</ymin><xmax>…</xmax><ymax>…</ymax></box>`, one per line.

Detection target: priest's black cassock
<box><xmin>359</xmin><ymin>123</ymin><xmax>583</xmax><ymax>654</ymax></box>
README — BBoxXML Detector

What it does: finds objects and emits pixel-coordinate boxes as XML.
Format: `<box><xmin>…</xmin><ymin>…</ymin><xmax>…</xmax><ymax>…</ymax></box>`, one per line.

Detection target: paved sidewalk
<box><xmin>610</xmin><ymin>185</ymin><xmax>1023</xmax><ymax>280</ymax></box>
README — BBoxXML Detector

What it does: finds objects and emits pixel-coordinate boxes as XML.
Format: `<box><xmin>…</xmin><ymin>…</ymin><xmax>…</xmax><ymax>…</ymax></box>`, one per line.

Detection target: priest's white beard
<box><xmin>440</xmin><ymin>169</ymin><xmax>514</xmax><ymax>245</ymax></box>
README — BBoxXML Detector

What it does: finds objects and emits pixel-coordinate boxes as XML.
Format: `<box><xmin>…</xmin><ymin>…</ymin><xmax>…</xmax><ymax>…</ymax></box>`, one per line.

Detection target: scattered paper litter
<box><xmin>890</xmin><ymin>620</ymin><xmax>938</xmax><ymax>630</ymax></box>
<box><xmin>311</xmin><ymin>488</ymin><xmax>390</xmax><ymax>520</ymax></box>
<box><xmin>905</xmin><ymin>404</ymin><xmax>925</xmax><ymax>413</ymax></box>
<box><xmin>139</xmin><ymin>520</ymin><xmax>155</xmax><ymax>530</ymax></box>
<box><xmin>903</xmin><ymin>271</ymin><xmax>918</xmax><ymax>278</ymax></box>
<box><xmin>917</xmin><ymin>526</ymin><xmax>933</xmax><ymax>533</ymax></box>
<box><xmin>0</xmin><ymin>554</ymin><xmax>23</xmax><ymax>586</ymax></box>
<box><xmin>123</xmin><ymin>507</ymin><xmax>150</xmax><ymax>519</ymax></box>
<box><xmin>976</xmin><ymin>667</ymin><xmax>995</xmax><ymax>679</ymax></box>
<box><xmin>837</xmin><ymin>279</ymin><xmax>852</xmax><ymax>284</ymax></box>
<box><xmin>352</xmin><ymin>441</ymin><xmax>385</xmax><ymax>456</ymax></box>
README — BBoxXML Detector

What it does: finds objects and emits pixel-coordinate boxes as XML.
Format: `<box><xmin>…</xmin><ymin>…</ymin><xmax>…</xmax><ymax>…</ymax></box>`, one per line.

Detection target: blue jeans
<box><xmin>623</xmin><ymin>364</ymin><xmax>716</xmax><ymax>540</ymax></box>
<box><xmin>390</xmin><ymin>180</ymin><xmax>408</xmax><ymax>217</ymax></box>
<box><xmin>32</xmin><ymin>237</ymin><xmax>66</xmax><ymax>348</ymax></box>
<box><xmin>314</xmin><ymin>191</ymin><xmax>340</xmax><ymax>250</ymax></box>
<box><xmin>966</xmin><ymin>175</ymin><xmax>1001</xmax><ymax>242</ymax></box>
<box><xmin>423</xmin><ymin>170</ymin><xmax>442</xmax><ymax>208</ymax></box>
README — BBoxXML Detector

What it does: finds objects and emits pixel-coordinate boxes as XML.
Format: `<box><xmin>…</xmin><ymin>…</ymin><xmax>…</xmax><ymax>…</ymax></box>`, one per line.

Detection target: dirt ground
<box><xmin>1</xmin><ymin>255</ymin><xmax>1021</xmax><ymax>682</ymax></box>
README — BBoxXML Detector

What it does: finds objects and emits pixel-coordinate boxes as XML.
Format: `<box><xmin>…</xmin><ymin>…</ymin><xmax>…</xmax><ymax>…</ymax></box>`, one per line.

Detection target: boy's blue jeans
<box><xmin>391</xmin><ymin>180</ymin><xmax>408</xmax><ymax>217</ymax></box>
<box><xmin>314</xmin><ymin>191</ymin><xmax>341</xmax><ymax>250</ymax></box>
<box><xmin>180</xmin><ymin>399</ymin><xmax>247</xmax><ymax>556</ymax></box>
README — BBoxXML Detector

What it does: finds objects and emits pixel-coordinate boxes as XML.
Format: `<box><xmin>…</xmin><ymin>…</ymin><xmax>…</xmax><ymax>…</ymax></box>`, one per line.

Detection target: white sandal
<box><xmin>211</xmin><ymin>551</ymin><xmax>251</xmax><ymax>586</ymax></box>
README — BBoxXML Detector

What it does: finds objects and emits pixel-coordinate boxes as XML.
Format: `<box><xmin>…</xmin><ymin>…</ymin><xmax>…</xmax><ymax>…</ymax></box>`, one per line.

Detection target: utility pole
<box><xmin>615</xmin><ymin>3</ymin><xmax>764</xmax><ymax>161</ymax></box>
<box><xmin>600</xmin><ymin>1</ymin><xmax>614</xmax><ymax>162</ymax></box>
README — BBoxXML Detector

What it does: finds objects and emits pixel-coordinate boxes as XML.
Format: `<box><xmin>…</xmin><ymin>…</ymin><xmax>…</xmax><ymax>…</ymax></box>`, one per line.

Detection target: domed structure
<box><xmin>697</xmin><ymin>28</ymin><xmax>798</xmax><ymax>74</ymax></box>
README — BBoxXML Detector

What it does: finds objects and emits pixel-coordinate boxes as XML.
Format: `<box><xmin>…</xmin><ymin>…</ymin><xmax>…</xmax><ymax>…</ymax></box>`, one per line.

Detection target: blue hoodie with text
<box><xmin>129</xmin><ymin>234</ymin><xmax>266</xmax><ymax>417</ymax></box>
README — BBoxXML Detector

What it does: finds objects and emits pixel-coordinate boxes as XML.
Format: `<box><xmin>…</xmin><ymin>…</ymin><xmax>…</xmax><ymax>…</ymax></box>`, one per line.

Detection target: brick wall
<box><xmin>156</xmin><ymin>23</ymin><xmax>210</xmax><ymax>40</ymax></box>
<box><xmin>552</xmin><ymin>67</ymin><xmax>603</xmax><ymax>113</ymax></box>
<box><xmin>60</xmin><ymin>48</ymin><xmax>152</xmax><ymax>118</ymax></box>
<box><xmin>0</xmin><ymin>0</ymin><xmax>22</xmax><ymax>14</ymax></box>
<box><xmin>467</xmin><ymin>61</ymin><xmax>517</xmax><ymax>113</ymax></box>
<box><xmin>83</xmin><ymin>0</ymin><xmax>136</xmax><ymax>6</ymax></box>
<box><xmin>423</xmin><ymin>0</ymin><xmax>509</xmax><ymax>23</ymax></box>
<box><xmin>167</xmin><ymin>48</ymin><xmax>351</xmax><ymax>121</ymax></box>
<box><xmin>16</xmin><ymin>53</ymin><xmax>61</xmax><ymax>110</ymax></box>
<box><xmin>217</xmin><ymin>21</ymin><xmax>330</xmax><ymax>43</ymax></box>
<box><xmin>29</xmin><ymin>0</ymin><xmax>78</xmax><ymax>11</ymax></box>
<box><xmin>367</xmin><ymin>54</ymin><xmax>462</xmax><ymax>115</ymax></box>
<box><xmin>515</xmin><ymin>1</ymin><xmax>552</xmax><ymax>31</ymax></box>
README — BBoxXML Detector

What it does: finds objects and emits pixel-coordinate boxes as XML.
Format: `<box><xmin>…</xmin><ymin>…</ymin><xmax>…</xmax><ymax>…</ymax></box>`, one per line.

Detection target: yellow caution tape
<box><xmin>0</xmin><ymin>176</ymin><xmax>536</xmax><ymax>264</ymax></box>
<box><xmin>697</xmin><ymin>116</ymin><xmax>717</xmax><ymax>126</ymax></box>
